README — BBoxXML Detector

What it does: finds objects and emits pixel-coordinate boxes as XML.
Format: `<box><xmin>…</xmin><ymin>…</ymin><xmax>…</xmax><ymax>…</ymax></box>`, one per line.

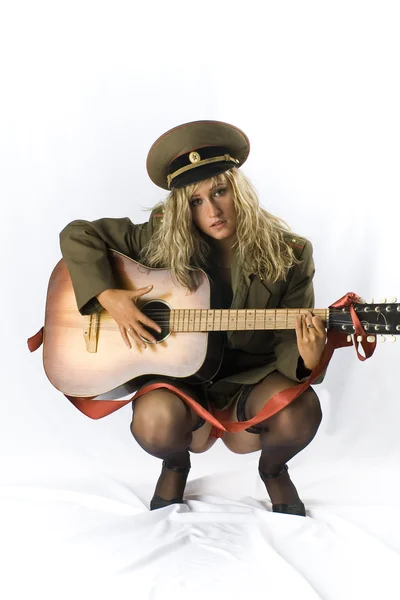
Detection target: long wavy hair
<box><xmin>141</xmin><ymin>168</ymin><xmax>299</xmax><ymax>291</ymax></box>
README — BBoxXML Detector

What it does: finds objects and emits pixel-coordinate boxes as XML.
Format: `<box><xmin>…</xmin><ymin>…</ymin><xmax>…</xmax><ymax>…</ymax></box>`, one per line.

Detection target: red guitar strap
<box><xmin>27</xmin><ymin>327</ymin><xmax>44</xmax><ymax>352</ymax></box>
<box><xmin>28</xmin><ymin>292</ymin><xmax>376</xmax><ymax>433</ymax></box>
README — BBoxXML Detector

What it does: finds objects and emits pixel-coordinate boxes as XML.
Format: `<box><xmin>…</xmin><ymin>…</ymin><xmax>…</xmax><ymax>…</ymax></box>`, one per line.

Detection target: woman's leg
<box><xmin>130</xmin><ymin>388</ymin><xmax>215</xmax><ymax>506</ymax></box>
<box><xmin>222</xmin><ymin>372</ymin><xmax>322</xmax><ymax>509</ymax></box>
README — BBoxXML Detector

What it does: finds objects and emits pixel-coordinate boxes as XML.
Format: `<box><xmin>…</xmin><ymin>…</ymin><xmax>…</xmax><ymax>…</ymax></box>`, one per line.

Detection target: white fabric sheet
<box><xmin>1</xmin><ymin>460</ymin><xmax>400</xmax><ymax>600</ymax></box>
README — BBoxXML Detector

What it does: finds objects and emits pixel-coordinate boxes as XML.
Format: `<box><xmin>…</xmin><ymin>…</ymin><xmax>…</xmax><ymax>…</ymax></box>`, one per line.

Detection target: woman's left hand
<box><xmin>295</xmin><ymin>310</ymin><xmax>327</xmax><ymax>371</ymax></box>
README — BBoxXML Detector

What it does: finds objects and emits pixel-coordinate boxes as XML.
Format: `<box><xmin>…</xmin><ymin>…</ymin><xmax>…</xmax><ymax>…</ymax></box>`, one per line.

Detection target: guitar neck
<box><xmin>169</xmin><ymin>308</ymin><xmax>329</xmax><ymax>332</ymax></box>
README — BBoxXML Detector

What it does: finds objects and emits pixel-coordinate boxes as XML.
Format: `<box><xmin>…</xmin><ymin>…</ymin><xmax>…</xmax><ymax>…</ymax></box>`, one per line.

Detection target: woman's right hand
<box><xmin>96</xmin><ymin>286</ymin><xmax>162</xmax><ymax>349</ymax></box>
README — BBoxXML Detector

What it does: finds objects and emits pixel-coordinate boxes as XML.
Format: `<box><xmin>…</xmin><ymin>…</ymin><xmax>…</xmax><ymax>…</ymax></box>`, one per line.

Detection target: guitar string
<box><xmin>119</xmin><ymin>308</ymin><xmax>394</xmax><ymax>316</ymax></box>
<box><xmin>99</xmin><ymin>313</ymin><xmax>380</xmax><ymax>324</ymax></box>
<box><xmin>134</xmin><ymin>305</ymin><xmax>394</xmax><ymax>316</ymax></box>
<box><xmin>97</xmin><ymin>312</ymin><xmax>383</xmax><ymax>325</ymax></box>
<box><xmin>121</xmin><ymin>310</ymin><xmax>329</xmax><ymax>317</ymax></box>
<box><xmin>94</xmin><ymin>307</ymin><xmax>394</xmax><ymax>327</ymax></box>
<box><xmin>95</xmin><ymin>319</ymin><xmax>391</xmax><ymax>329</ymax></box>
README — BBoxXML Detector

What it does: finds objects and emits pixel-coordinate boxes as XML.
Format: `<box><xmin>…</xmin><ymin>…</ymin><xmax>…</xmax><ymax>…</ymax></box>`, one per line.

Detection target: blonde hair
<box><xmin>141</xmin><ymin>168</ymin><xmax>299</xmax><ymax>291</ymax></box>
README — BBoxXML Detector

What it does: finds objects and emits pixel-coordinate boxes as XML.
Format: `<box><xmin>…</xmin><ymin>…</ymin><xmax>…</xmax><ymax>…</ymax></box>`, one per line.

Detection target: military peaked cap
<box><xmin>146</xmin><ymin>120</ymin><xmax>250</xmax><ymax>190</ymax></box>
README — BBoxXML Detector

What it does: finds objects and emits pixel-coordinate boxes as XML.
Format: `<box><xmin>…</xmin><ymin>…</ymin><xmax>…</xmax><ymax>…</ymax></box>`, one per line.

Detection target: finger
<box><xmin>311</xmin><ymin>315</ymin><xmax>326</xmax><ymax>335</ymax></box>
<box><xmin>127</xmin><ymin>302</ymin><xmax>162</xmax><ymax>334</ymax></box>
<box><xmin>127</xmin><ymin>326</ymin><xmax>147</xmax><ymax>349</ymax></box>
<box><xmin>119</xmin><ymin>326</ymin><xmax>132</xmax><ymax>349</ymax></box>
<box><xmin>304</xmin><ymin>310</ymin><xmax>314</xmax><ymax>325</ymax></box>
<box><xmin>134</xmin><ymin>333</ymin><xmax>147</xmax><ymax>350</ymax></box>
<box><xmin>136</xmin><ymin>324</ymin><xmax>158</xmax><ymax>344</ymax></box>
<box><xmin>302</xmin><ymin>314</ymin><xmax>309</xmax><ymax>337</ymax></box>
<box><xmin>129</xmin><ymin>305</ymin><xmax>162</xmax><ymax>334</ymax></box>
<box><xmin>131</xmin><ymin>285</ymin><xmax>153</xmax><ymax>300</ymax></box>
<box><xmin>305</xmin><ymin>311</ymin><xmax>317</xmax><ymax>335</ymax></box>
<box><xmin>303</xmin><ymin>313</ymin><xmax>315</xmax><ymax>338</ymax></box>
<box><xmin>142</xmin><ymin>316</ymin><xmax>162</xmax><ymax>334</ymax></box>
<box><xmin>295</xmin><ymin>314</ymin><xmax>304</xmax><ymax>342</ymax></box>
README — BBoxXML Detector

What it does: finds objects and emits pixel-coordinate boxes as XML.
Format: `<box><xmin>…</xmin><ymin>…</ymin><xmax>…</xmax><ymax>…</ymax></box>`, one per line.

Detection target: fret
<box><xmin>246</xmin><ymin>309</ymin><xmax>255</xmax><ymax>330</ymax></box>
<box><xmin>256</xmin><ymin>309</ymin><xmax>264</xmax><ymax>329</ymax></box>
<box><xmin>222</xmin><ymin>309</ymin><xmax>229</xmax><ymax>331</ymax></box>
<box><xmin>229</xmin><ymin>309</ymin><xmax>238</xmax><ymax>331</ymax></box>
<box><xmin>214</xmin><ymin>309</ymin><xmax>222</xmax><ymax>331</ymax></box>
<box><xmin>195</xmin><ymin>309</ymin><xmax>201</xmax><ymax>331</ymax></box>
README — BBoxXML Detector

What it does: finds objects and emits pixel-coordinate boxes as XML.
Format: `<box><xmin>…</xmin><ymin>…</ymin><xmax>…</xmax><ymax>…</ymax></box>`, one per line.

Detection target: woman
<box><xmin>60</xmin><ymin>120</ymin><xmax>326</xmax><ymax>516</ymax></box>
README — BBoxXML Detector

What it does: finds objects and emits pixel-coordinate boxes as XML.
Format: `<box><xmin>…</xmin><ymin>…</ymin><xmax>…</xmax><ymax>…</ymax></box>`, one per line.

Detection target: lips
<box><xmin>211</xmin><ymin>220</ymin><xmax>226</xmax><ymax>227</ymax></box>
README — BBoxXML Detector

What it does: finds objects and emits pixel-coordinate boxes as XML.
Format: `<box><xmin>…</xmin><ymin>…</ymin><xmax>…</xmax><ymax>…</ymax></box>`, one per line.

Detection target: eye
<box><xmin>190</xmin><ymin>198</ymin><xmax>202</xmax><ymax>207</ymax></box>
<box><xmin>214</xmin><ymin>187</ymin><xmax>227</xmax><ymax>197</ymax></box>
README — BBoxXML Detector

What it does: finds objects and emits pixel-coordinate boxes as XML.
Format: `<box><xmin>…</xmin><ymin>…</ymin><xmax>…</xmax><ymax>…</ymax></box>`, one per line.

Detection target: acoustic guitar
<box><xmin>42</xmin><ymin>250</ymin><xmax>400</xmax><ymax>398</ymax></box>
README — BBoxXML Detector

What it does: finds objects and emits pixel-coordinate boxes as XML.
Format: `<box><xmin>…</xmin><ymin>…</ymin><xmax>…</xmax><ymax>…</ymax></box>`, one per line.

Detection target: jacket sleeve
<box><xmin>274</xmin><ymin>239</ymin><xmax>326</xmax><ymax>384</ymax></box>
<box><xmin>59</xmin><ymin>214</ymin><xmax>156</xmax><ymax>315</ymax></box>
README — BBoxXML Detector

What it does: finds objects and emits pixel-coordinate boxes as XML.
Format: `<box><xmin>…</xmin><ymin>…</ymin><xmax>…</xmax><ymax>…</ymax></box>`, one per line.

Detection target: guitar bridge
<box><xmin>83</xmin><ymin>313</ymin><xmax>100</xmax><ymax>353</ymax></box>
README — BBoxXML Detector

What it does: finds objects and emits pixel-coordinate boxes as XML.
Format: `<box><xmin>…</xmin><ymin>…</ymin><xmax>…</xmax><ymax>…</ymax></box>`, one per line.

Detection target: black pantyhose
<box><xmin>152</xmin><ymin>451</ymin><xmax>191</xmax><ymax>505</ymax></box>
<box><xmin>249</xmin><ymin>391</ymin><xmax>322</xmax><ymax>506</ymax></box>
<box><xmin>130</xmin><ymin>393</ymin><xmax>197</xmax><ymax>506</ymax></box>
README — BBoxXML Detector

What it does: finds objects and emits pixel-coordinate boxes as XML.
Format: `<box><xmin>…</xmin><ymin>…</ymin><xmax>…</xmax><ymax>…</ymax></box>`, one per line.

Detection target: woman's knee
<box><xmin>130</xmin><ymin>391</ymin><xmax>194</xmax><ymax>453</ymax></box>
<box><xmin>252</xmin><ymin>386</ymin><xmax>322</xmax><ymax>449</ymax></box>
<box><xmin>278</xmin><ymin>388</ymin><xmax>322</xmax><ymax>444</ymax></box>
<box><xmin>299</xmin><ymin>388</ymin><xmax>322</xmax><ymax>430</ymax></box>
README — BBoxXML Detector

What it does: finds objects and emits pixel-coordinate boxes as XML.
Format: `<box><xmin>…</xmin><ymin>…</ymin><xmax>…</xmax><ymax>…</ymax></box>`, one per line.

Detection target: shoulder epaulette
<box><xmin>152</xmin><ymin>207</ymin><xmax>164</xmax><ymax>224</ymax></box>
<box><xmin>283</xmin><ymin>233</ymin><xmax>307</xmax><ymax>258</ymax></box>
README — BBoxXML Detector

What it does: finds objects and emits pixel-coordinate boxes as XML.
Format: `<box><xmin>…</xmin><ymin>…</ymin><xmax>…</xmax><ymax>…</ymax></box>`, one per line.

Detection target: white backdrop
<box><xmin>1</xmin><ymin>2</ymin><xmax>400</xmax><ymax>599</ymax></box>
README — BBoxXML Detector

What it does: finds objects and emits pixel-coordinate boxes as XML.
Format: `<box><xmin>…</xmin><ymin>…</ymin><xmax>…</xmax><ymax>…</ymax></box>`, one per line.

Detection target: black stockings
<box><xmin>247</xmin><ymin>389</ymin><xmax>322</xmax><ymax>505</ymax></box>
<box><xmin>130</xmin><ymin>385</ymin><xmax>322</xmax><ymax>507</ymax></box>
<box><xmin>130</xmin><ymin>391</ymin><xmax>197</xmax><ymax>501</ymax></box>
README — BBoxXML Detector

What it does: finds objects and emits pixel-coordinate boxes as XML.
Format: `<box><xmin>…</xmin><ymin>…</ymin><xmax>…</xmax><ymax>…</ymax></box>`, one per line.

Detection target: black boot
<box><xmin>150</xmin><ymin>457</ymin><xmax>191</xmax><ymax>510</ymax></box>
<box><xmin>258</xmin><ymin>464</ymin><xmax>306</xmax><ymax>517</ymax></box>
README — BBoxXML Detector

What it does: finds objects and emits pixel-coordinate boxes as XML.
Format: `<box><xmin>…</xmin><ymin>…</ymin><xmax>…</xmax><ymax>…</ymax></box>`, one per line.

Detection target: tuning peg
<box><xmin>387</xmin><ymin>296</ymin><xmax>397</xmax><ymax>303</ymax></box>
<box><xmin>347</xmin><ymin>335</ymin><xmax>352</xmax><ymax>342</ymax></box>
<box><xmin>367</xmin><ymin>336</ymin><xmax>376</xmax><ymax>343</ymax></box>
<box><xmin>387</xmin><ymin>335</ymin><xmax>396</xmax><ymax>343</ymax></box>
<box><xmin>377</xmin><ymin>335</ymin><xmax>386</xmax><ymax>343</ymax></box>
<box><xmin>356</xmin><ymin>335</ymin><xmax>363</xmax><ymax>342</ymax></box>
<box><xmin>370</xmin><ymin>298</ymin><xmax>374</xmax><ymax>304</ymax></box>
<box><xmin>378</xmin><ymin>297</ymin><xmax>387</xmax><ymax>303</ymax></box>
<box><xmin>358</xmin><ymin>297</ymin><xmax>366</xmax><ymax>304</ymax></box>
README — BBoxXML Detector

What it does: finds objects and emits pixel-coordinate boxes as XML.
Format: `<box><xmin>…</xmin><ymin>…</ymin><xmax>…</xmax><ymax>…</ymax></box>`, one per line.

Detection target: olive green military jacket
<box><xmin>60</xmin><ymin>209</ymin><xmax>325</xmax><ymax>396</ymax></box>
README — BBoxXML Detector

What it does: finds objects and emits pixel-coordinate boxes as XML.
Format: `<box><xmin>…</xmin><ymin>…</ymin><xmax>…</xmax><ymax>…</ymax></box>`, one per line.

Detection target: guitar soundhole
<box><xmin>140</xmin><ymin>300</ymin><xmax>171</xmax><ymax>343</ymax></box>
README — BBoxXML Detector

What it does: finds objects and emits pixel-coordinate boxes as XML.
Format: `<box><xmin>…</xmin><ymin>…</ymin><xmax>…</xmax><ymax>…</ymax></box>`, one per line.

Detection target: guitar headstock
<box><xmin>330</xmin><ymin>296</ymin><xmax>400</xmax><ymax>343</ymax></box>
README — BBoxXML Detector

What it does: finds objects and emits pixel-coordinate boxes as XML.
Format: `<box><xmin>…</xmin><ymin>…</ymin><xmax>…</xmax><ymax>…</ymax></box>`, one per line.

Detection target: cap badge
<box><xmin>189</xmin><ymin>151</ymin><xmax>201</xmax><ymax>164</ymax></box>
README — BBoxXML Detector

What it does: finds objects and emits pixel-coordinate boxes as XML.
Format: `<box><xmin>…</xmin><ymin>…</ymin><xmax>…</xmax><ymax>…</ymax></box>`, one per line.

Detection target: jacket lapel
<box><xmin>226</xmin><ymin>253</ymin><xmax>251</xmax><ymax>344</ymax></box>
<box><xmin>230</xmin><ymin>252</ymin><xmax>250</xmax><ymax>308</ymax></box>
<box><xmin>227</xmin><ymin>253</ymin><xmax>276</xmax><ymax>347</ymax></box>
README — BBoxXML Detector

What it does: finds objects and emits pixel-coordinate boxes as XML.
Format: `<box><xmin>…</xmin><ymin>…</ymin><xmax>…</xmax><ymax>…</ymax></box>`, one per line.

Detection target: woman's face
<box><xmin>188</xmin><ymin>178</ymin><xmax>237</xmax><ymax>244</ymax></box>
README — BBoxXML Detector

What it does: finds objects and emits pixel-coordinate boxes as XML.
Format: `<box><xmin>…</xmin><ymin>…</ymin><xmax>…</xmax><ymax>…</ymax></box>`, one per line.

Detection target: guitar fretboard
<box><xmin>169</xmin><ymin>308</ymin><xmax>329</xmax><ymax>332</ymax></box>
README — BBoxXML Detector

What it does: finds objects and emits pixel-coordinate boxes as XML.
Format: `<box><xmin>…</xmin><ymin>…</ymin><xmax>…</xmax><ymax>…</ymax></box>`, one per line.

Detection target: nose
<box><xmin>207</xmin><ymin>199</ymin><xmax>221</xmax><ymax>218</ymax></box>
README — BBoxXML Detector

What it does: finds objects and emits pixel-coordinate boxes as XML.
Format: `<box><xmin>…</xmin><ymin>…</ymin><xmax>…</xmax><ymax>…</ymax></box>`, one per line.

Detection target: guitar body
<box><xmin>43</xmin><ymin>251</ymin><xmax>223</xmax><ymax>397</ymax></box>
<box><xmin>42</xmin><ymin>249</ymin><xmax>400</xmax><ymax>400</ymax></box>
